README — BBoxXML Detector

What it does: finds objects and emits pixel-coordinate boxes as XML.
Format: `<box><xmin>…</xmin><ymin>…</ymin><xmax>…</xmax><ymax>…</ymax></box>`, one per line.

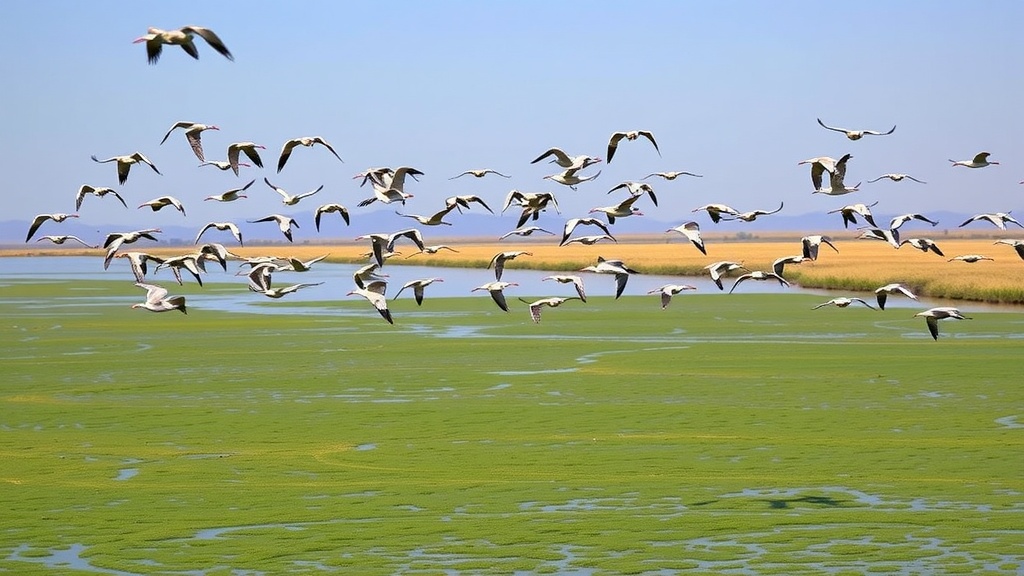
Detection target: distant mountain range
<box><xmin>2</xmin><ymin>209</ymin><xmax>1008</xmax><ymax>248</ymax></box>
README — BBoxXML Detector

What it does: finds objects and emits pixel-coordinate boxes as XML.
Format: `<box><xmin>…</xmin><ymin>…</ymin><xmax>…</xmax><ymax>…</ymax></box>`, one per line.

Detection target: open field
<box><xmin>9</xmin><ymin>233</ymin><xmax>1024</xmax><ymax>303</ymax></box>
<box><xmin>1</xmin><ymin>279</ymin><xmax>1022</xmax><ymax>574</ymax></box>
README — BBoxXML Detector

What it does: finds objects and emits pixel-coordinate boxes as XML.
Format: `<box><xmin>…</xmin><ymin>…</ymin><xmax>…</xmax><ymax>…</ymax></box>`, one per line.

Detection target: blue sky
<box><xmin>2</xmin><ymin>1</ymin><xmax>1021</xmax><ymax>239</ymax></box>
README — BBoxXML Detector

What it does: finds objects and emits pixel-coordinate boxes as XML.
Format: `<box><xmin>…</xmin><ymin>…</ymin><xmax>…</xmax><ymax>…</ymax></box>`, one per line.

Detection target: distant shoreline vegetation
<box><xmin>5</xmin><ymin>236</ymin><xmax>1024</xmax><ymax>304</ymax></box>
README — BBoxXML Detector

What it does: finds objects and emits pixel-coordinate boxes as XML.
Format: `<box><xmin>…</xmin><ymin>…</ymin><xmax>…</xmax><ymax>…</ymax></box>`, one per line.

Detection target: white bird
<box><xmin>829</xmin><ymin>202</ymin><xmax>878</xmax><ymax>229</ymax></box>
<box><xmin>252</xmin><ymin>281</ymin><xmax>323</xmax><ymax>299</ymax></box>
<box><xmin>449</xmin><ymin>169</ymin><xmax>510</xmax><ymax>179</ymax></box>
<box><xmin>900</xmin><ymin>238</ymin><xmax>944</xmax><ymax>256</ymax></box>
<box><xmin>888</xmin><ymin>213</ymin><xmax>938</xmax><ymax>243</ymax></box>
<box><xmin>729</xmin><ymin>271</ymin><xmax>789</xmax><ymax>294</ymax></box>
<box><xmin>353</xmin><ymin>262</ymin><xmax>388</xmax><ymax>289</ymax></box>
<box><xmin>950</xmin><ymin>152</ymin><xmax>998</xmax><ymax>168</ymax></box>
<box><xmin>347</xmin><ymin>281</ymin><xmax>393</xmax><ymax>324</ymax></box>
<box><xmin>75</xmin><ymin>185</ymin><xmax>126</xmax><ymax>211</ymax></box>
<box><xmin>314</xmin><ymin>203</ymin><xmax>350</xmax><ymax>230</ymax></box>
<box><xmin>262</xmin><ymin>178</ymin><xmax>323</xmax><ymax>206</ymax></box>
<box><xmin>542</xmin><ymin>275</ymin><xmax>587</xmax><ymax>302</ymax></box>
<box><xmin>643</xmin><ymin>171</ymin><xmax>702</xmax><ymax>180</ymax></box>
<box><xmin>994</xmin><ymin>239</ymin><xmax>1024</xmax><ymax>261</ymax></box>
<box><xmin>772</xmin><ymin>255</ymin><xmax>809</xmax><ymax>278</ymax></box>
<box><xmin>357</xmin><ymin>185</ymin><xmax>414</xmax><ymax>207</ymax></box>
<box><xmin>915</xmin><ymin>307</ymin><xmax>971</xmax><ymax>340</ymax></box>
<box><xmin>562</xmin><ymin>234</ymin><xmax>616</xmax><ymax>246</ymax></box>
<box><xmin>364</xmin><ymin>166</ymin><xmax>422</xmax><ymax>192</ymax></box>
<box><xmin>199</xmin><ymin>159</ymin><xmax>250</xmax><ymax>171</ymax></box>
<box><xmin>277</xmin><ymin>136</ymin><xmax>343</xmax><ymax>172</ymax></box>
<box><xmin>115</xmin><ymin>251</ymin><xmax>164</xmax><ymax>282</ymax></box>
<box><xmin>159</xmin><ymin>121</ymin><xmax>219</xmax><ymax>161</ymax></box>
<box><xmin>948</xmin><ymin>254</ymin><xmax>994</xmax><ymax>263</ymax></box>
<box><xmin>724</xmin><ymin>202</ymin><xmax>784</xmax><ymax>222</ymax></box>
<box><xmin>138</xmin><ymin>196</ymin><xmax>186</xmax><ymax>216</ymax></box>
<box><xmin>355</xmin><ymin>229</ymin><xmax>426</xmax><ymax>267</ymax></box>
<box><xmin>205</xmin><ymin>179</ymin><xmax>255</xmax><ymax>202</ymax></box>
<box><xmin>607</xmin><ymin>181</ymin><xmax>658</xmax><ymax>206</ymax></box>
<box><xmin>606</xmin><ymin>130</ymin><xmax>660</xmax><ymax>163</ymax></box>
<box><xmin>704</xmin><ymin>261</ymin><xmax>748</xmax><ymax>291</ymax></box>
<box><xmin>103</xmin><ymin>231</ymin><xmax>161</xmax><ymax>271</ymax></box>
<box><xmin>445</xmin><ymin>194</ymin><xmax>494</xmax><ymax>214</ymax></box>
<box><xmin>874</xmin><ymin>283</ymin><xmax>918</xmax><ymax>310</ymax></box>
<box><xmin>816</xmin><ymin>118</ymin><xmax>895</xmax><ymax>140</ymax></box>
<box><xmin>227</xmin><ymin>142</ymin><xmax>266</xmax><ymax>175</ymax></box>
<box><xmin>801</xmin><ymin>235</ymin><xmax>839</xmax><ymax>261</ymax></box>
<box><xmin>487</xmin><ymin>251</ymin><xmax>532</xmax><ymax>281</ymax></box>
<box><xmin>36</xmin><ymin>235</ymin><xmax>97</xmax><ymax>248</ymax></box>
<box><xmin>560</xmin><ymin>217</ymin><xmax>615</xmax><ymax>246</ymax></box>
<box><xmin>395</xmin><ymin>205</ymin><xmax>456</xmax><ymax>226</ymax></box>
<box><xmin>811</xmin><ymin>154</ymin><xmax>859</xmax><ymax>195</ymax></box>
<box><xmin>393</xmin><ymin>278</ymin><xmax>444</xmax><ymax>305</ymax></box>
<box><xmin>798</xmin><ymin>156</ymin><xmax>839</xmax><ymax>190</ymax></box>
<box><xmin>249</xmin><ymin>214</ymin><xmax>300</xmax><ymax>242</ymax></box>
<box><xmin>530</xmin><ymin>148</ymin><xmax>601</xmax><ymax>172</ymax></box>
<box><xmin>813</xmin><ymin>297</ymin><xmax>877</xmax><ymax>310</ymax></box>
<box><xmin>868</xmin><ymin>173</ymin><xmax>926</xmax><ymax>184</ymax></box>
<box><xmin>154</xmin><ymin>254</ymin><xmax>205</xmax><ymax>286</ymax></box>
<box><xmin>131</xmin><ymin>282</ymin><xmax>186</xmax><ymax>314</ymax></box>
<box><xmin>579</xmin><ymin>256</ymin><xmax>638</xmax><ymax>299</ymax></box>
<box><xmin>500</xmin><ymin>226</ymin><xmax>555</xmax><ymax>240</ymax></box>
<box><xmin>91</xmin><ymin>152</ymin><xmax>161</xmax><ymax>185</ymax></box>
<box><xmin>518</xmin><ymin>297</ymin><xmax>581</xmax><ymax>323</ymax></box>
<box><xmin>26</xmin><ymin>213</ymin><xmax>78</xmax><ymax>243</ymax></box>
<box><xmin>544</xmin><ymin>169</ymin><xmax>602</xmax><ymax>190</ymax></box>
<box><xmin>692</xmin><ymin>203</ymin><xmax>740</xmax><ymax>224</ymax></box>
<box><xmin>195</xmin><ymin>221</ymin><xmax>243</xmax><ymax>246</ymax></box>
<box><xmin>588</xmin><ymin>194</ymin><xmax>643</xmax><ymax>224</ymax></box>
<box><xmin>197</xmin><ymin>243</ymin><xmax>234</xmax><ymax>272</ymax></box>
<box><xmin>503</xmin><ymin>190</ymin><xmax>560</xmax><ymax>228</ymax></box>
<box><xmin>405</xmin><ymin>245</ymin><xmax>460</xmax><ymax>258</ymax></box>
<box><xmin>278</xmin><ymin>254</ymin><xmax>330</xmax><ymax>272</ymax></box>
<box><xmin>472</xmin><ymin>281</ymin><xmax>518</xmax><ymax>312</ymax></box>
<box><xmin>133</xmin><ymin>26</ymin><xmax>232</xmax><ymax>64</ymax></box>
<box><xmin>665</xmin><ymin>221</ymin><xmax>706</xmax><ymax>255</ymax></box>
<box><xmin>648</xmin><ymin>284</ymin><xmax>696</xmax><ymax>309</ymax></box>
<box><xmin>857</xmin><ymin>227</ymin><xmax>901</xmax><ymax>249</ymax></box>
<box><xmin>357</xmin><ymin>166</ymin><xmax>424</xmax><ymax>207</ymax></box>
<box><xmin>959</xmin><ymin>212</ymin><xmax>1023</xmax><ymax>231</ymax></box>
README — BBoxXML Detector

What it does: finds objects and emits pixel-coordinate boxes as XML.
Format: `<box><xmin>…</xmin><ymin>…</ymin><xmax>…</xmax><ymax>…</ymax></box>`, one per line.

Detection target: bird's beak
<box><xmin>132</xmin><ymin>37</ymin><xmax>148</xmax><ymax>44</ymax></box>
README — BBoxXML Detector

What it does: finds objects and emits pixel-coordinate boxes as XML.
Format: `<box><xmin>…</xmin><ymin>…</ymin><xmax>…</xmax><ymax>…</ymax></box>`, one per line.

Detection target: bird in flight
<box><xmin>816</xmin><ymin>118</ymin><xmax>895</xmax><ymax>140</ymax></box>
<box><xmin>915</xmin><ymin>307</ymin><xmax>971</xmax><ymax>340</ymax></box>
<box><xmin>134</xmin><ymin>26</ymin><xmax>233</xmax><ymax>64</ymax></box>
<box><xmin>449</xmin><ymin>169</ymin><xmax>511</xmax><ymax>180</ymax></box>
<box><xmin>868</xmin><ymin>173</ymin><xmax>926</xmax><ymax>184</ymax></box>
<box><xmin>949</xmin><ymin>152</ymin><xmax>999</xmax><ymax>168</ymax></box>
<box><xmin>277</xmin><ymin>136</ymin><xmax>343</xmax><ymax>172</ymax></box>
<box><xmin>159</xmin><ymin>121</ymin><xmax>219</xmax><ymax>162</ymax></box>
<box><xmin>91</xmin><ymin>152</ymin><xmax>161</xmax><ymax>185</ymax></box>
<box><xmin>606</xmin><ymin>130</ymin><xmax>660</xmax><ymax>163</ymax></box>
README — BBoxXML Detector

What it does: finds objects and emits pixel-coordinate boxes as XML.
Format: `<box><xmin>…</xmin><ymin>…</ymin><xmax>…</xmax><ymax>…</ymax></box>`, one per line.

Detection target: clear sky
<box><xmin>2</xmin><ymin>1</ymin><xmax>1021</xmax><ymax>239</ymax></box>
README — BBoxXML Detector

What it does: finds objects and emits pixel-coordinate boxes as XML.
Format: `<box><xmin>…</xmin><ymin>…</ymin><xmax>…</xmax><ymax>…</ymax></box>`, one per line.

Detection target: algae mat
<box><xmin>1</xmin><ymin>280</ymin><xmax>1022</xmax><ymax>574</ymax></box>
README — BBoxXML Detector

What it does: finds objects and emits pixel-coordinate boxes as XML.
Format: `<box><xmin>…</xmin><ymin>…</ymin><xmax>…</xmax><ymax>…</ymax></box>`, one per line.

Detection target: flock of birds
<box><xmin>24</xmin><ymin>26</ymin><xmax>1024</xmax><ymax>340</ymax></box>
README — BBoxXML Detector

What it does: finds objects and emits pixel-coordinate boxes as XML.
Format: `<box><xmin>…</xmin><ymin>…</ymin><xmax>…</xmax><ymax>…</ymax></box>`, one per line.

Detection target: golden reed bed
<box><xmin>9</xmin><ymin>234</ymin><xmax>1024</xmax><ymax>303</ymax></box>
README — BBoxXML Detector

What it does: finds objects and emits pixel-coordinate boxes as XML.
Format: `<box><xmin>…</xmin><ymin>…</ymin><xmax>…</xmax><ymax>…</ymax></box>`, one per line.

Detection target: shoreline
<box><xmin>5</xmin><ymin>235</ymin><xmax>1024</xmax><ymax>304</ymax></box>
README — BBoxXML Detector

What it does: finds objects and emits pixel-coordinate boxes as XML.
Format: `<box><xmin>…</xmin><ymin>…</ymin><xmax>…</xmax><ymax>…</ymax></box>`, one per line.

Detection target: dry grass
<box><xmin>9</xmin><ymin>233</ymin><xmax>1024</xmax><ymax>303</ymax></box>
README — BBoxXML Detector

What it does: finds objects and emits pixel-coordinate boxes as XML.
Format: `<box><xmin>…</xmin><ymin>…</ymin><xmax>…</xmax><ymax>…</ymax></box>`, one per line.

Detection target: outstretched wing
<box><xmin>183</xmin><ymin>26</ymin><xmax>234</xmax><ymax>61</ymax></box>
